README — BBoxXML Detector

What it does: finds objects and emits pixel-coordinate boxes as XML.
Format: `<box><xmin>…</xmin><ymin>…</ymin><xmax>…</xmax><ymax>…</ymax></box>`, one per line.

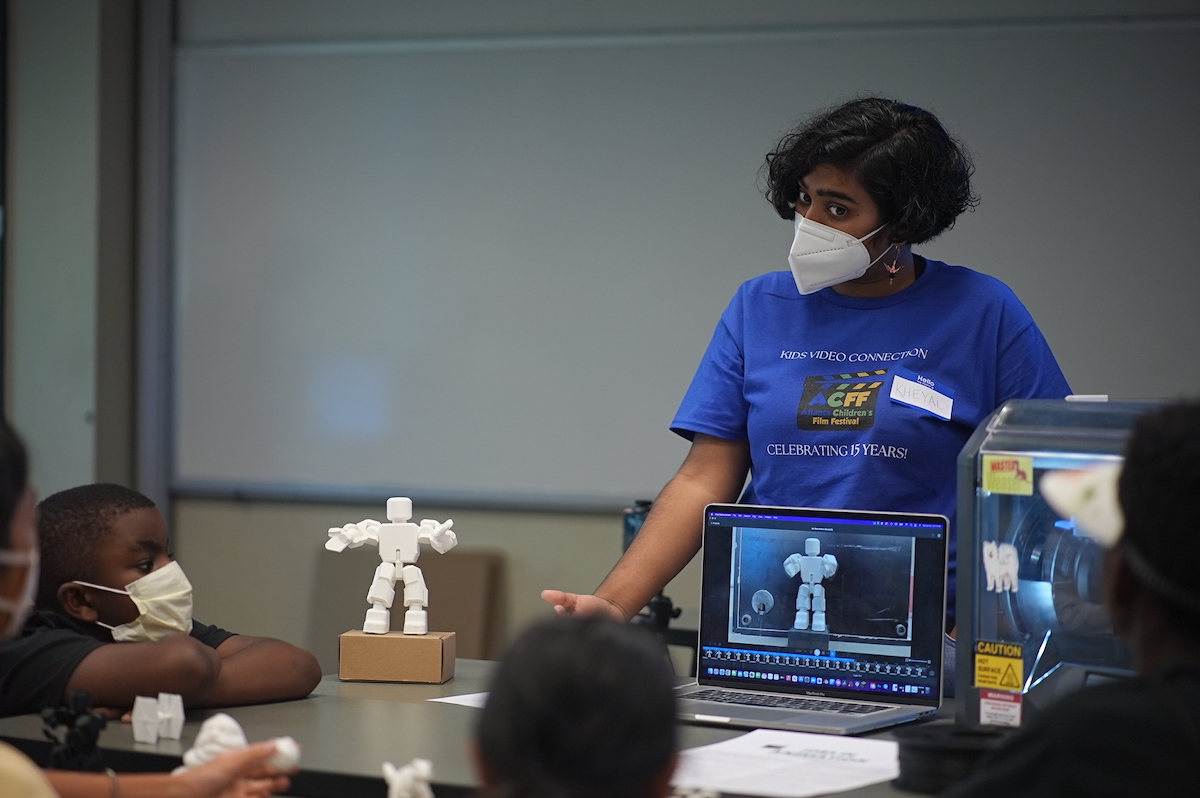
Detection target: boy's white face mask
<box><xmin>788</xmin><ymin>216</ymin><xmax>888</xmax><ymax>295</ymax></box>
<box><xmin>73</xmin><ymin>560</ymin><xmax>194</xmax><ymax>642</ymax></box>
<box><xmin>0</xmin><ymin>549</ymin><xmax>39</xmax><ymax>639</ymax></box>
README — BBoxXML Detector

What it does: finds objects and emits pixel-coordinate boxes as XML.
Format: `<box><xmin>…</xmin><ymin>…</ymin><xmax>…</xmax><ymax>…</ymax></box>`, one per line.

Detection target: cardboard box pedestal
<box><xmin>338</xmin><ymin>630</ymin><xmax>456</xmax><ymax>683</ymax></box>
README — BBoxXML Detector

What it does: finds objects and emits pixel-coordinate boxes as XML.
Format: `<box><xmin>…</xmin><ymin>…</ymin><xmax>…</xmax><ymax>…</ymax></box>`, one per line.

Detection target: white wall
<box><xmin>168</xmin><ymin>4</ymin><xmax>1200</xmax><ymax>510</ymax></box>
<box><xmin>6</xmin><ymin>0</ymin><xmax>100</xmax><ymax>494</ymax></box>
<box><xmin>5</xmin><ymin>0</ymin><xmax>135</xmax><ymax>495</ymax></box>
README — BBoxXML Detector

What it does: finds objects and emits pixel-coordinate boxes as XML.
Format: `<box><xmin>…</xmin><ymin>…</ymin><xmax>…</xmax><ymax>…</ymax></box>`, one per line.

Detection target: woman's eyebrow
<box><xmin>812</xmin><ymin>187</ymin><xmax>859</xmax><ymax>204</ymax></box>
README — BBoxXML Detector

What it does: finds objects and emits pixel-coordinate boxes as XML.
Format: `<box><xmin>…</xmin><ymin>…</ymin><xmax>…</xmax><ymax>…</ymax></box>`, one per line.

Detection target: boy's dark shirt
<box><xmin>942</xmin><ymin>665</ymin><xmax>1200</xmax><ymax>797</ymax></box>
<box><xmin>0</xmin><ymin>610</ymin><xmax>233</xmax><ymax>717</ymax></box>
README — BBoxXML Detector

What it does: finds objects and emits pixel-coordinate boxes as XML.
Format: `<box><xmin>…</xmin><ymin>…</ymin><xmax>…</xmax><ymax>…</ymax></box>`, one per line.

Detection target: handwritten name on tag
<box><xmin>889</xmin><ymin>369</ymin><xmax>953</xmax><ymax>420</ymax></box>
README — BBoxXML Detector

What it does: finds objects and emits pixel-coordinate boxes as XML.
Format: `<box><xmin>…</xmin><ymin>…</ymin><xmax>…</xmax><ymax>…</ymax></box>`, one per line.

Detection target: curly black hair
<box><xmin>762</xmin><ymin>97</ymin><xmax>979</xmax><ymax>245</ymax></box>
<box><xmin>475</xmin><ymin>615</ymin><xmax>677</xmax><ymax>798</ymax></box>
<box><xmin>35</xmin><ymin>483</ymin><xmax>156</xmax><ymax>611</ymax></box>
<box><xmin>1118</xmin><ymin>400</ymin><xmax>1200</xmax><ymax>637</ymax></box>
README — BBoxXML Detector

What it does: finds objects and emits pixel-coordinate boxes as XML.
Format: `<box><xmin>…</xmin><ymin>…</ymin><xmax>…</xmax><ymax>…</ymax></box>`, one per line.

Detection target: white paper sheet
<box><xmin>672</xmin><ymin>729</ymin><xmax>899</xmax><ymax>798</ymax></box>
<box><xmin>428</xmin><ymin>692</ymin><xmax>488</xmax><ymax>708</ymax></box>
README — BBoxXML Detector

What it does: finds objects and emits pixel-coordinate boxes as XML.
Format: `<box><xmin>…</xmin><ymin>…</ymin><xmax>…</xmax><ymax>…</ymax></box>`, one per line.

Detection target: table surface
<box><xmin>0</xmin><ymin>660</ymin><xmax>941</xmax><ymax>798</ymax></box>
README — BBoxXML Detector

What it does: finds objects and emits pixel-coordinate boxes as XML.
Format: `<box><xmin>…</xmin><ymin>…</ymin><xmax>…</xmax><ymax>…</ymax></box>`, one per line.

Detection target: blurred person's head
<box><xmin>0</xmin><ymin>416</ymin><xmax>37</xmax><ymax>639</ymax></box>
<box><xmin>1043</xmin><ymin>400</ymin><xmax>1200</xmax><ymax>669</ymax></box>
<box><xmin>474</xmin><ymin>615</ymin><xmax>678</xmax><ymax>798</ymax></box>
<box><xmin>1110</xmin><ymin>401</ymin><xmax>1200</xmax><ymax>664</ymax></box>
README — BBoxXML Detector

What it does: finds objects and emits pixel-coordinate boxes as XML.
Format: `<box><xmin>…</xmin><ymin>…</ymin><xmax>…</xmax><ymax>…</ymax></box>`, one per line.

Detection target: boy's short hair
<box><xmin>35</xmin><ymin>483</ymin><xmax>156</xmax><ymax>611</ymax></box>
<box><xmin>1119</xmin><ymin>400</ymin><xmax>1200</xmax><ymax>637</ymax></box>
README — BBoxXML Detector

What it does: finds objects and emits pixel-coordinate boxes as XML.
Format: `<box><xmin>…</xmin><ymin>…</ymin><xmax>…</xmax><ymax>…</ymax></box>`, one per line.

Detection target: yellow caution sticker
<box><xmin>974</xmin><ymin>640</ymin><xmax>1024</xmax><ymax>692</ymax></box>
<box><xmin>981</xmin><ymin>455</ymin><xmax>1035</xmax><ymax>496</ymax></box>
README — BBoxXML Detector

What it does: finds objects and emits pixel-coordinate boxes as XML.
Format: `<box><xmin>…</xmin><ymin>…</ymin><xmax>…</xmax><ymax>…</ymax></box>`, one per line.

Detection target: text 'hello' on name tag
<box><xmin>889</xmin><ymin>368</ymin><xmax>953</xmax><ymax>420</ymax></box>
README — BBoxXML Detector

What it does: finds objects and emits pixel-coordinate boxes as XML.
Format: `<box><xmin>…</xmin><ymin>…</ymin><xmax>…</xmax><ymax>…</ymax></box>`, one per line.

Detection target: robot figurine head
<box><xmin>387</xmin><ymin>497</ymin><xmax>413</xmax><ymax>523</ymax></box>
<box><xmin>805</xmin><ymin>538</ymin><xmax>820</xmax><ymax>556</ymax></box>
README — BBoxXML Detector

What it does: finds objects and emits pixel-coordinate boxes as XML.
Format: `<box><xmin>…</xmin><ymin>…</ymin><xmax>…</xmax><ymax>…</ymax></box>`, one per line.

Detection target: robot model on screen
<box><xmin>784</xmin><ymin>538</ymin><xmax>838</xmax><ymax>632</ymax></box>
<box><xmin>326</xmin><ymin>497</ymin><xmax>458</xmax><ymax>635</ymax></box>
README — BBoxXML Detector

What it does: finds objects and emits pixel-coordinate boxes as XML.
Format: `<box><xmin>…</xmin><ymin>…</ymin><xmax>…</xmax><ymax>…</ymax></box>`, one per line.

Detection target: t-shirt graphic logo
<box><xmin>797</xmin><ymin>370</ymin><xmax>887</xmax><ymax>431</ymax></box>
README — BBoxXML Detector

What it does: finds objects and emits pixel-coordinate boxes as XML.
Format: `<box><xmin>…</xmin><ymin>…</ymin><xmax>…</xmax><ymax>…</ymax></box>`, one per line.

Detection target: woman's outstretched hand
<box><xmin>540</xmin><ymin>590</ymin><xmax>626</xmax><ymax>621</ymax></box>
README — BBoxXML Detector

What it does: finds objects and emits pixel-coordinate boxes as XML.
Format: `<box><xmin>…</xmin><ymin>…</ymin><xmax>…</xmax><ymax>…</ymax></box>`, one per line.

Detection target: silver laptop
<box><xmin>677</xmin><ymin>503</ymin><xmax>948</xmax><ymax>735</ymax></box>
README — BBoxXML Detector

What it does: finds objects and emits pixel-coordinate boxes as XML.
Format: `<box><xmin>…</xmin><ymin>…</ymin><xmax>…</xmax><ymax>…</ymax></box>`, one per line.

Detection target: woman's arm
<box><xmin>543</xmin><ymin>433</ymin><xmax>750</xmax><ymax>620</ymax></box>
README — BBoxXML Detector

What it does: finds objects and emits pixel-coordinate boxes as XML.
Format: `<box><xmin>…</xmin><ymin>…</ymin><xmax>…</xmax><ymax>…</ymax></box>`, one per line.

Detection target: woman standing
<box><xmin>544</xmin><ymin>97</ymin><xmax>1070</xmax><ymax>635</ymax></box>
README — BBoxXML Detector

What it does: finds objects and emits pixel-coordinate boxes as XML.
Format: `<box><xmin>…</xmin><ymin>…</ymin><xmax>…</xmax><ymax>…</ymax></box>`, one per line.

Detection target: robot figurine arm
<box><xmin>325</xmin><ymin>519</ymin><xmax>382</xmax><ymax>552</ymax></box>
<box><xmin>821</xmin><ymin>554</ymin><xmax>838</xmax><ymax>578</ymax></box>
<box><xmin>783</xmin><ymin>553</ymin><xmax>803</xmax><ymax>578</ymax></box>
<box><xmin>417</xmin><ymin>519</ymin><xmax>458</xmax><ymax>554</ymax></box>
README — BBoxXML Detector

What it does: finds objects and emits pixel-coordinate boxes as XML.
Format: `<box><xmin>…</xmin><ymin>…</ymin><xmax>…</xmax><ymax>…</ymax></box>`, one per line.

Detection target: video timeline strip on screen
<box><xmin>700</xmin><ymin>643</ymin><xmax>936</xmax><ymax>696</ymax></box>
<box><xmin>702</xmin><ymin>665</ymin><xmax>935</xmax><ymax>698</ymax></box>
<box><xmin>703</xmin><ymin>646</ymin><xmax>934</xmax><ymax>685</ymax></box>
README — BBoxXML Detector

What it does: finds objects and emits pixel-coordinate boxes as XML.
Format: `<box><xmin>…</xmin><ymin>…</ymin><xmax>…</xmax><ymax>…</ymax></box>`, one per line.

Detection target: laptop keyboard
<box><xmin>689</xmin><ymin>689</ymin><xmax>887</xmax><ymax>715</ymax></box>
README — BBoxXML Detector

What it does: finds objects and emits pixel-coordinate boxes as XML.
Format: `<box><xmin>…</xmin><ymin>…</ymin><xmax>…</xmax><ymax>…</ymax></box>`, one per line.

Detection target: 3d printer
<box><xmin>955</xmin><ymin>399</ymin><xmax>1158</xmax><ymax>728</ymax></box>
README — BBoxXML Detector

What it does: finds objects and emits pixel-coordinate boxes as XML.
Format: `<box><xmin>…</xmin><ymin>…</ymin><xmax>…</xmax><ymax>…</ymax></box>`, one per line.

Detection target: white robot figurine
<box><xmin>783</xmin><ymin>538</ymin><xmax>838</xmax><ymax>632</ymax></box>
<box><xmin>325</xmin><ymin>497</ymin><xmax>458</xmax><ymax>635</ymax></box>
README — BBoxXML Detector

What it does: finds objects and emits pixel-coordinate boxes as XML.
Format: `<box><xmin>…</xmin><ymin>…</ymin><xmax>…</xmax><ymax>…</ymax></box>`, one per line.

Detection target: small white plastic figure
<box><xmin>131</xmin><ymin>695</ymin><xmax>160</xmax><ymax>744</ymax></box>
<box><xmin>130</xmin><ymin>692</ymin><xmax>185</xmax><ymax>744</ymax></box>
<box><xmin>783</xmin><ymin>537</ymin><xmax>838</xmax><ymax>632</ymax></box>
<box><xmin>175</xmin><ymin>713</ymin><xmax>248</xmax><ymax>772</ymax></box>
<box><xmin>982</xmin><ymin>541</ymin><xmax>1020</xmax><ymax>593</ymax></box>
<box><xmin>383</xmin><ymin>758</ymin><xmax>434</xmax><ymax>798</ymax></box>
<box><xmin>174</xmin><ymin>712</ymin><xmax>300</xmax><ymax>774</ymax></box>
<box><xmin>326</xmin><ymin>497</ymin><xmax>458</xmax><ymax>635</ymax></box>
<box><xmin>157</xmin><ymin>692</ymin><xmax>185</xmax><ymax>740</ymax></box>
<box><xmin>267</xmin><ymin>736</ymin><xmax>302</xmax><ymax>770</ymax></box>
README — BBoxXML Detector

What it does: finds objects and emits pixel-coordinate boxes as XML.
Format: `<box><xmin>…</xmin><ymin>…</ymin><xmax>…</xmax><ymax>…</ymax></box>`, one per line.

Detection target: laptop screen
<box><xmin>698</xmin><ymin>504</ymin><xmax>947</xmax><ymax>707</ymax></box>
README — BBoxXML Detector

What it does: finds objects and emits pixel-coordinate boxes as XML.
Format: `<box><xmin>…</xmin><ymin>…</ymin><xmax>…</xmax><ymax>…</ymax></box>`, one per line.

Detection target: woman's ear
<box><xmin>57</xmin><ymin>582</ymin><xmax>100</xmax><ymax>623</ymax></box>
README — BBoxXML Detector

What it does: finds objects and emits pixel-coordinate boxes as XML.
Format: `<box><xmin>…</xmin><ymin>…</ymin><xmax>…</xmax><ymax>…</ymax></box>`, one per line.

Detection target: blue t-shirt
<box><xmin>671</xmin><ymin>259</ymin><xmax>1071</xmax><ymax>622</ymax></box>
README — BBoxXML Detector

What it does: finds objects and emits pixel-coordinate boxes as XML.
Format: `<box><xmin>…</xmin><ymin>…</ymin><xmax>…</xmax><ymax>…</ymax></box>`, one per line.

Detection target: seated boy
<box><xmin>943</xmin><ymin>400</ymin><xmax>1200</xmax><ymax>797</ymax></box>
<box><xmin>0</xmin><ymin>483</ymin><xmax>323</xmax><ymax>717</ymax></box>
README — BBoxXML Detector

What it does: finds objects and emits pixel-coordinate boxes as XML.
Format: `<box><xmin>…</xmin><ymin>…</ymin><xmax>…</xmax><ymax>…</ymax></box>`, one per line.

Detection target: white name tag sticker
<box><xmin>889</xmin><ymin>368</ymin><xmax>953</xmax><ymax>420</ymax></box>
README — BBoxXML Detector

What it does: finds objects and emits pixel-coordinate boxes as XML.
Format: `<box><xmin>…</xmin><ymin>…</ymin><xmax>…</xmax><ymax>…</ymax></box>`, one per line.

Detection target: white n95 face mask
<box><xmin>0</xmin><ymin>549</ymin><xmax>39</xmax><ymax>638</ymax></box>
<box><xmin>73</xmin><ymin>560</ymin><xmax>194</xmax><ymax>642</ymax></box>
<box><xmin>788</xmin><ymin>216</ymin><xmax>888</xmax><ymax>295</ymax></box>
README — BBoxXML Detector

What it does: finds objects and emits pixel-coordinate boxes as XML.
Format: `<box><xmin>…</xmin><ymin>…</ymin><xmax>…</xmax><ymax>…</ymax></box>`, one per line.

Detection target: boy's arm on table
<box><xmin>200</xmin><ymin>634</ymin><xmax>323</xmax><ymax>706</ymax></box>
<box><xmin>65</xmin><ymin>634</ymin><xmax>222</xmax><ymax>708</ymax></box>
<box><xmin>64</xmin><ymin>633</ymin><xmax>321</xmax><ymax>710</ymax></box>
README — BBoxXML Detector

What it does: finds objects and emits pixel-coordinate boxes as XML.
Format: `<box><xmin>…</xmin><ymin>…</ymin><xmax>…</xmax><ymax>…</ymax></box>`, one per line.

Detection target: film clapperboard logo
<box><xmin>797</xmin><ymin>370</ymin><xmax>888</xmax><ymax>431</ymax></box>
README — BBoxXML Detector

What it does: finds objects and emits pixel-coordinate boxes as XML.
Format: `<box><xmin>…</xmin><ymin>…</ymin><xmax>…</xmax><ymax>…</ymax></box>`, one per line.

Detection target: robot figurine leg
<box><xmin>811</xmin><ymin>584</ymin><xmax>828</xmax><ymax>632</ymax></box>
<box><xmin>364</xmin><ymin>562</ymin><xmax>397</xmax><ymax>634</ymax></box>
<box><xmin>401</xmin><ymin>565</ymin><xmax>430</xmax><ymax>635</ymax></box>
<box><xmin>794</xmin><ymin>583</ymin><xmax>813</xmax><ymax>630</ymax></box>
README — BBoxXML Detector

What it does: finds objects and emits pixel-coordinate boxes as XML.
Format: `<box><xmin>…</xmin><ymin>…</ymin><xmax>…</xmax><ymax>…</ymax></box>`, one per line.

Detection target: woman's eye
<box><xmin>796</xmin><ymin>190</ymin><xmax>811</xmax><ymax>206</ymax></box>
<box><xmin>828</xmin><ymin>205</ymin><xmax>848</xmax><ymax>218</ymax></box>
<box><xmin>136</xmin><ymin>560</ymin><xmax>154</xmax><ymax>573</ymax></box>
